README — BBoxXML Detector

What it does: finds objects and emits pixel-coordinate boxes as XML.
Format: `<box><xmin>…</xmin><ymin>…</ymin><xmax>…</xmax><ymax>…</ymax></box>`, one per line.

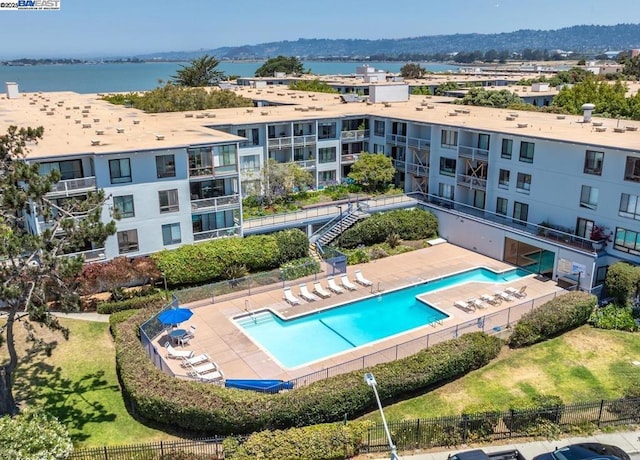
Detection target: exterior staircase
<box><xmin>308</xmin><ymin>207</ymin><xmax>369</xmax><ymax>261</ymax></box>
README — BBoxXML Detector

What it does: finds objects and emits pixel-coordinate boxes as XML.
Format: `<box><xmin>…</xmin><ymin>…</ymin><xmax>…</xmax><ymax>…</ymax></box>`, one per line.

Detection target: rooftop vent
<box><xmin>5</xmin><ymin>82</ymin><xmax>19</xmax><ymax>99</ymax></box>
<box><xmin>581</xmin><ymin>103</ymin><xmax>595</xmax><ymax>123</ymax></box>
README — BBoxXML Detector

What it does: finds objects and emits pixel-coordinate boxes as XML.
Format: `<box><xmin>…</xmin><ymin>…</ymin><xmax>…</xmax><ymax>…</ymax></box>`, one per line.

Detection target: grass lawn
<box><xmin>360</xmin><ymin>325</ymin><xmax>640</xmax><ymax>423</ymax></box>
<box><xmin>10</xmin><ymin>318</ymin><xmax>172</xmax><ymax>448</ymax></box>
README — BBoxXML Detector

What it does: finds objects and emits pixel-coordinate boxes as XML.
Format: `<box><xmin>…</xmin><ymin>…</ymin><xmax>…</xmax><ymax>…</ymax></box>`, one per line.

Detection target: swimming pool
<box><xmin>235</xmin><ymin>267</ymin><xmax>528</xmax><ymax>369</ymax></box>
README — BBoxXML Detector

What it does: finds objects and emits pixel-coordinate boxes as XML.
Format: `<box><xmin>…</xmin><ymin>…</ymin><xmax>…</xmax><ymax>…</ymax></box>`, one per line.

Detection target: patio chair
<box><xmin>354</xmin><ymin>269</ymin><xmax>373</xmax><ymax>287</ymax></box>
<box><xmin>196</xmin><ymin>368</ymin><xmax>225</xmax><ymax>384</ymax></box>
<box><xmin>481</xmin><ymin>294</ymin><xmax>501</xmax><ymax>305</ymax></box>
<box><xmin>283</xmin><ymin>287</ymin><xmax>302</xmax><ymax>305</ymax></box>
<box><xmin>470</xmin><ymin>298</ymin><xmax>487</xmax><ymax>309</ymax></box>
<box><xmin>299</xmin><ymin>284</ymin><xmax>320</xmax><ymax>302</ymax></box>
<box><xmin>313</xmin><ymin>282</ymin><xmax>331</xmax><ymax>299</ymax></box>
<box><xmin>181</xmin><ymin>353</ymin><xmax>210</xmax><ymax>368</ymax></box>
<box><xmin>510</xmin><ymin>285</ymin><xmax>527</xmax><ymax>298</ymax></box>
<box><xmin>178</xmin><ymin>325</ymin><xmax>197</xmax><ymax>347</ymax></box>
<box><xmin>340</xmin><ymin>274</ymin><xmax>358</xmax><ymax>291</ymax></box>
<box><xmin>188</xmin><ymin>362</ymin><xmax>219</xmax><ymax>376</ymax></box>
<box><xmin>327</xmin><ymin>276</ymin><xmax>345</xmax><ymax>294</ymax></box>
<box><xmin>454</xmin><ymin>300</ymin><xmax>474</xmax><ymax>312</ymax></box>
<box><xmin>164</xmin><ymin>342</ymin><xmax>194</xmax><ymax>360</ymax></box>
<box><xmin>495</xmin><ymin>290</ymin><xmax>515</xmax><ymax>301</ymax></box>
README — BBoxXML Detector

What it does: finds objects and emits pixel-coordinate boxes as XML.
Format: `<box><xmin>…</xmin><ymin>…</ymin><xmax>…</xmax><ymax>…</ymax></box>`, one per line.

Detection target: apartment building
<box><xmin>3</xmin><ymin>84</ymin><xmax>640</xmax><ymax>293</ymax></box>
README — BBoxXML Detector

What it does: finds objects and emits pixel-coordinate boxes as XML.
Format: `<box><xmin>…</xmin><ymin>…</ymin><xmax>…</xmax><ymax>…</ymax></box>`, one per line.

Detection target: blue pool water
<box><xmin>235</xmin><ymin>267</ymin><xmax>528</xmax><ymax>368</ymax></box>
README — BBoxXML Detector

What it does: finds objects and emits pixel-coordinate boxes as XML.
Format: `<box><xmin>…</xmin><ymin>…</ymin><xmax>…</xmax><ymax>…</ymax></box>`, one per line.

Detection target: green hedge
<box><xmin>340</xmin><ymin>208</ymin><xmax>438</xmax><ymax>249</ymax></box>
<box><xmin>223</xmin><ymin>422</ymin><xmax>369</xmax><ymax>460</ymax></box>
<box><xmin>96</xmin><ymin>292</ymin><xmax>168</xmax><ymax>314</ymax></box>
<box><xmin>604</xmin><ymin>262</ymin><xmax>640</xmax><ymax>305</ymax></box>
<box><xmin>152</xmin><ymin>229</ymin><xmax>308</xmax><ymax>287</ymax></box>
<box><xmin>589</xmin><ymin>304</ymin><xmax>637</xmax><ymax>331</ymax></box>
<box><xmin>115</xmin><ymin>308</ymin><xmax>502</xmax><ymax>435</ymax></box>
<box><xmin>508</xmin><ymin>292</ymin><xmax>596</xmax><ymax>348</ymax></box>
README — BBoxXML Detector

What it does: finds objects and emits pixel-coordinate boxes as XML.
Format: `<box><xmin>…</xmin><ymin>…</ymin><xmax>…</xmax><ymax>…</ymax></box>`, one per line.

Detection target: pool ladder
<box><xmin>371</xmin><ymin>282</ymin><xmax>384</xmax><ymax>294</ymax></box>
<box><xmin>245</xmin><ymin>299</ymin><xmax>257</xmax><ymax>324</ymax></box>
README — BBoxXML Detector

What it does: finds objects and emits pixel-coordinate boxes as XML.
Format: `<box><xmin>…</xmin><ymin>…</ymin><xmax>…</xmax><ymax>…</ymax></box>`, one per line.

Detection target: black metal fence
<box><xmin>69</xmin><ymin>438</ymin><xmax>224</xmax><ymax>460</ymax></box>
<box><xmin>362</xmin><ymin>397</ymin><xmax>640</xmax><ymax>454</ymax></box>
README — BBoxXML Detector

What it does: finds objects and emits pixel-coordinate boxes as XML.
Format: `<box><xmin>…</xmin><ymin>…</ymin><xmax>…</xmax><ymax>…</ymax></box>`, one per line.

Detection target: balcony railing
<box><xmin>292</xmin><ymin>134</ymin><xmax>316</xmax><ymax>146</ymax></box>
<box><xmin>457</xmin><ymin>174</ymin><xmax>487</xmax><ymax>189</ymax></box>
<box><xmin>193</xmin><ymin>225</ymin><xmax>240</xmax><ymax>241</ymax></box>
<box><xmin>188</xmin><ymin>166</ymin><xmax>213</xmax><ymax>177</ymax></box>
<box><xmin>386</xmin><ymin>133</ymin><xmax>407</xmax><ymax>145</ymax></box>
<box><xmin>191</xmin><ymin>194</ymin><xmax>240</xmax><ymax>212</ymax></box>
<box><xmin>268</xmin><ymin>137</ymin><xmax>292</xmax><ymax>149</ymax></box>
<box><xmin>406</xmin><ymin>162</ymin><xmax>429</xmax><ymax>177</ymax></box>
<box><xmin>61</xmin><ymin>248</ymin><xmax>106</xmax><ymax>262</ymax></box>
<box><xmin>340</xmin><ymin>153</ymin><xmax>360</xmax><ymax>163</ymax></box>
<box><xmin>293</xmin><ymin>159</ymin><xmax>316</xmax><ymax>169</ymax></box>
<box><xmin>407</xmin><ymin>137</ymin><xmax>431</xmax><ymax>150</ymax></box>
<box><xmin>341</xmin><ymin>129</ymin><xmax>369</xmax><ymax>142</ymax></box>
<box><xmin>458</xmin><ymin>145</ymin><xmax>489</xmax><ymax>160</ymax></box>
<box><xmin>47</xmin><ymin>176</ymin><xmax>97</xmax><ymax>197</ymax></box>
<box><xmin>392</xmin><ymin>159</ymin><xmax>406</xmax><ymax>171</ymax></box>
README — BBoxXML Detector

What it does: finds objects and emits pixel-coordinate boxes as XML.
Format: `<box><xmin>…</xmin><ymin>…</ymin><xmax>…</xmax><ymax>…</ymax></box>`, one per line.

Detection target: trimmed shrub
<box><xmin>224</xmin><ymin>422</ymin><xmax>369</xmax><ymax>460</ymax></box>
<box><xmin>604</xmin><ymin>262</ymin><xmax>640</xmax><ymax>305</ymax></box>
<box><xmin>109</xmin><ymin>309</ymin><xmax>140</xmax><ymax>338</ymax></box>
<box><xmin>280</xmin><ymin>257</ymin><xmax>321</xmax><ymax>281</ymax></box>
<box><xmin>0</xmin><ymin>411</ymin><xmax>73</xmax><ymax>460</ymax></box>
<box><xmin>589</xmin><ymin>304</ymin><xmax>637</xmax><ymax>331</ymax></box>
<box><xmin>344</xmin><ymin>248</ymin><xmax>370</xmax><ymax>265</ymax></box>
<box><xmin>274</xmin><ymin>228</ymin><xmax>309</xmax><ymax>263</ymax></box>
<box><xmin>508</xmin><ymin>292</ymin><xmax>596</xmax><ymax>348</ymax></box>
<box><xmin>114</xmin><ymin>304</ymin><xmax>502</xmax><ymax>435</ymax></box>
<box><xmin>340</xmin><ymin>208</ymin><xmax>438</xmax><ymax>249</ymax></box>
<box><xmin>97</xmin><ymin>292</ymin><xmax>168</xmax><ymax>314</ymax></box>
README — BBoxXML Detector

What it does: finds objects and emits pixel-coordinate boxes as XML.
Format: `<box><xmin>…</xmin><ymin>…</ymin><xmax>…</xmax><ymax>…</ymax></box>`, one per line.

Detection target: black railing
<box><xmin>70</xmin><ymin>437</ymin><xmax>224</xmax><ymax>460</ymax></box>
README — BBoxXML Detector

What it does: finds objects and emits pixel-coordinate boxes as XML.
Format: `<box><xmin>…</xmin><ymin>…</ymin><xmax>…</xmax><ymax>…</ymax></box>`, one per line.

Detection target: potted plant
<box><xmin>590</xmin><ymin>224</ymin><xmax>612</xmax><ymax>250</ymax></box>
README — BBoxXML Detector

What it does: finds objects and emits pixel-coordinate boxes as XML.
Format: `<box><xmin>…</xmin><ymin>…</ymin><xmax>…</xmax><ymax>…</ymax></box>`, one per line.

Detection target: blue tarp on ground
<box><xmin>224</xmin><ymin>379</ymin><xmax>294</xmax><ymax>394</ymax></box>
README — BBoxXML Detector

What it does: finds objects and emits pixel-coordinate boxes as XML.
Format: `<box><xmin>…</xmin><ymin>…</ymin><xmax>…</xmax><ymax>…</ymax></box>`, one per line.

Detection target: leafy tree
<box><xmin>400</xmin><ymin>63</ymin><xmax>426</xmax><ymax>79</ymax></box>
<box><xmin>288</xmin><ymin>79</ymin><xmax>337</xmax><ymax>93</ymax></box>
<box><xmin>262</xmin><ymin>159</ymin><xmax>314</xmax><ymax>205</ymax></box>
<box><xmin>621</xmin><ymin>55</ymin><xmax>640</xmax><ymax>78</ymax></box>
<box><xmin>434</xmin><ymin>81</ymin><xmax>459</xmax><ymax>95</ymax></box>
<box><xmin>552</xmin><ymin>76</ymin><xmax>631</xmax><ymax>118</ymax></box>
<box><xmin>458</xmin><ymin>87</ymin><xmax>524</xmax><ymax>108</ymax></box>
<box><xmin>171</xmin><ymin>54</ymin><xmax>225</xmax><ymax>87</ymax></box>
<box><xmin>347</xmin><ymin>152</ymin><xmax>395</xmax><ymax>193</ymax></box>
<box><xmin>255</xmin><ymin>56</ymin><xmax>305</xmax><ymax>77</ymax></box>
<box><xmin>0</xmin><ymin>126</ymin><xmax>117</xmax><ymax>415</ymax></box>
<box><xmin>0</xmin><ymin>410</ymin><xmax>72</xmax><ymax>459</ymax></box>
<box><xmin>411</xmin><ymin>86</ymin><xmax>432</xmax><ymax>95</ymax></box>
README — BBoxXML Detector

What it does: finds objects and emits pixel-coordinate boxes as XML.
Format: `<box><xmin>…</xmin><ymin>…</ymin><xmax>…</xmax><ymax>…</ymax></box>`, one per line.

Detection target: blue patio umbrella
<box><xmin>158</xmin><ymin>307</ymin><xmax>193</xmax><ymax>325</ymax></box>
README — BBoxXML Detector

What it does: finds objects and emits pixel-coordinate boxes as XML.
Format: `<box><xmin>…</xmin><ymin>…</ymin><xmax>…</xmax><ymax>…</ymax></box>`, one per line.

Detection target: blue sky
<box><xmin>1</xmin><ymin>0</ymin><xmax>639</xmax><ymax>58</ymax></box>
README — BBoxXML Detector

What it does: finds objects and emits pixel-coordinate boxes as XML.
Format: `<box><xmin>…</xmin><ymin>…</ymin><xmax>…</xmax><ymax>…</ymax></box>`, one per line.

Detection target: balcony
<box><xmin>385</xmin><ymin>134</ymin><xmax>407</xmax><ymax>145</ymax></box>
<box><xmin>189</xmin><ymin>166</ymin><xmax>213</xmax><ymax>178</ymax></box>
<box><xmin>340</xmin><ymin>153</ymin><xmax>360</xmax><ymax>164</ymax></box>
<box><xmin>457</xmin><ymin>174</ymin><xmax>487</xmax><ymax>189</ymax></box>
<box><xmin>47</xmin><ymin>176</ymin><xmax>97</xmax><ymax>197</ymax></box>
<box><xmin>406</xmin><ymin>162</ymin><xmax>430</xmax><ymax>177</ymax></box>
<box><xmin>292</xmin><ymin>134</ymin><xmax>316</xmax><ymax>147</ymax></box>
<box><xmin>341</xmin><ymin>129</ymin><xmax>369</xmax><ymax>142</ymax></box>
<box><xmin>407</xmin><ymin>137</ymin><xmax>431</xmax><ymax>151</ymax></box>
<box><xmin>268</xmin><ymin>137</ymin><xmax>292</xmax><ymax>149</ymax></box>
<box><xmin>193</xmin><ymin>225</ymin><xmax>240</xmax><ymax>242</ymax></box>
<box><xmin>294</xmin><ymin>159</ymin><xmax>316</xmax><ymax>169</ymax></box>
<box><xmin>61</xmin><ymin>248</ymin><xmax>106</xmax><ymax>263</ymax></box>
<box><xmin>458</xmin><ymin>145</ymin><xmax>489</xmax><ymax>160</ymax></box>
<box><xmin>191</xmin><ymin>194</ymin><xmax>240</xmax><ymax>212</ymax></box>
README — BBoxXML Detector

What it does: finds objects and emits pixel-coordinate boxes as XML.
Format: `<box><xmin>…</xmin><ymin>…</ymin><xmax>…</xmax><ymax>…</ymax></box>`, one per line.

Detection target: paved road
<box><xmin>368</xmin><ymin>430</ymin><xmax>640</xmax><ymax>460</ymax></box>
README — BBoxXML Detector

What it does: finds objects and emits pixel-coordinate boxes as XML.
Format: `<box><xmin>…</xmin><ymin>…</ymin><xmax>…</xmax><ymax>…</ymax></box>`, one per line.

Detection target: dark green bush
<box><xmin>343</xmin><ymin>248</ymin><xmax>370</xmax><ymax>265</ymax></box>
<box><xmin>340</xmin><ymin>209</ymin><xmax>438</xmax><ymax>249</ymax></box>
<box><xmin>224</xmin><ymin>422</ymin><xmax>368</xmax><ymax>460</ymax></box>
<box><xmin>115</xmin><ymin>304</ymin><xmax>502</xmax><ymax>436</ymax></box>
<box><xmin>589</xmin><ymin>304</ymin><xmax>637</xmax><ymax>331</ymax></box>
<box><xmin>109</xmin><ymin>309</ymin><xmax>140</xmax><ymax>338</ymax></box>
<box><xmin>97</xmin><ymin>292</ymin><xmax>168</xmax><ymax>314</ymax></box>
<box><xmin>508</xmin><ymin>292</ymin><xmax>596</xmax><ymax>348</ymax></box>
<box><xmin>274</xmin><ymin>229</ymin><xmax>309</xmax><ymax>263</ymax></box>
<box><xmin>604</xmin><ymin>262</ymin><xmax>640</xmax><ymax>305</ymax></box>
<box><xmin>279</xmin><ymin>257</ymin><xmax>321</xmax><ymax>281</ymax></box>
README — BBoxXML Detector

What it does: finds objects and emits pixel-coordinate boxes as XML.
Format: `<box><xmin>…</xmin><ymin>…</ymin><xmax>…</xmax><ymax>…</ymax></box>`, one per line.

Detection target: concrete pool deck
<box><xmin>154</xmin><ymin>243</ymin><xmax>566</xmax><ymax>383</ymax></box>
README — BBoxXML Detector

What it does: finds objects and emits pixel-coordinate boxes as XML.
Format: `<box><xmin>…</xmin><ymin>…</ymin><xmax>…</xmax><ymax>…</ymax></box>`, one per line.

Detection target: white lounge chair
<box><xmin>506</xmin><ymin>285</ymin><xmax>527</xmax><ymax>298</ymax></box>
<box><xmin>181</xmin><ymin>353</ymin><xmax>210</xmax><ymax>368</ymax></box>
<box><xmin>196</xmin><ymin>368</ymin><xmax>224</xmax><ymax>383</ymax></box>
<box><xmin>340</xmin><ymin>274</ymin><xmax>358</xmax><ymax>291</ymax></box>
<box><xmin>164</xmin><ymin>342</ymin><xmax>194</xmax><ymax>360</ymax></box>
<box><xmin>495</xmin><ymin>290</ymin><xmax>515</xmax><ymax>301</ymax></box>
<box><xmin>454</xmin><ymin>300</ymin><xmax>473</xmax><ymax>312</ymax></box>
<box><xmin>313</xmin><ymin>282</ymin><xmax>331</xmax><ymax>299</ymax></box>
<box><xmin>299</xmin><ymin>284</ymin><xmax>320</xmax><ymax>301</ymax></box>
<box><xmin>188</xmin><ymin>361</ymin><xmax>219</xmax><ymax>376</ymax></box>
<box><xmin>481</xmin><ymin>294</ymin><xmax>501</xmax><ymax>305</ymax></box>
<box><xmin>283</xmin><ymin>287</ymin><xmax>302</xmax><ymax>305</ymax></box>
<box><xmin>327</xmin><ymin>276</ymin><xmax>345</xmax><ymax>294</ymax></box>
<box><xmin>470</xmin><ymin>298</ymin><xmax>487</xmax><ymax>309</ymax></box>
<box><xmin>354</xmin><ymin>269</ymin><xmax>373</xmax><ymax>287</ymax></box>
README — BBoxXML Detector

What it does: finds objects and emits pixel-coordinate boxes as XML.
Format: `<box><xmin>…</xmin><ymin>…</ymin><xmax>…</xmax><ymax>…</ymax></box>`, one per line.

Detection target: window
<box><xmin>579</xmin><ymin>185</ymin><xmax>598</xmax><ymax>209</ymax></box>
<box><xmin>501</xmin><ymin>139</ymin><xmax>513</xmax><ymax>159</ymax></box>
<box><xmin>374</xmin><ymin>120</ymin><xmax>385</xmax><ymax>137</ymax></box>
<box><xmin>319</xmin><ymin>170</ymin><xmax>336</xmax><ymax>183</ymax></box>
<box><xmin>439</xmin><ymin>157</ymin><xmax>456</xmax><ymax>176</ymax></box>
<box><xmin>117</xmin><ymin>229</ymin><xmax>139</xmax><ymax>254</ymax></box>
<box><xmin>614</xmin><ymin>227</ymin><xmax>640</xmax><ymax>255</ymax></box>
<box><xmin>318</xmin><ymin>122</ymin><xmax>337</xmax><ymax>139</ymax></box>
<box><xmin>584</xmin><ymin>150</ymin><xmax>603</xmax><ymax>175</ymax></box>
<box><xmin>496</xmin><ymin>197</ymin><xmax>508</xmax><ymax>216</ymax></box>
<box><xmin>619</xmin><ymin>193</ymin><xmax>640</xmax><ymax>220</ymax></box>
<box><xmin>113</xmin><ymin>195</ymin><xmax>135</xmax><ymax>218</ymax></box>
<box><xmin>438</xmin><ymin>183</ymin><xmax>454</xmax><ymax>200</ymax></box>
<box><xmin>240</xmin><ymin>155</ymin><xmax>259</xmax><ymax>172</ymax></box>
<box><xmin>109</xmin><ymin>158</ymin><xmax>131</xmax><ymax>184</ymax></box>
<box><xmin>155</xmin><ymin>154</ymin><xmax>176</xmax><ymax>178</ymax></box>
<box><xmin>516</xmin><ymin>172</ymin><xmax>531</xmax><ymax>192</ymax></box>
<box><xmin>39</xmin><ymin>159</ymin><xmax>83</xmax><ymax>180</ymax></box>
<box><xmin>519</xmin><ymin>141</ymin><xmax>535</xmax><ymax>163</ymax></box>
<box><xmin>477</xmin><ymin>133</ymin><xmax>490</xmax><ymax>151</ymax></box>
<box><xmin>441</xmin><ymin>129</ymin><xmax>458</xmax><ymax>149</ymax></box>
<box><xmin>624</xmin><ymin>156</ymin><xmax>640</xmax><ymax>182</ymax></box>
<box><xmin>188</xmin><ymin>147</ymin><xmax>212</xmax><ymax>176</ymax></box>
<box><xmin>373</xmin><ymin>144</ymin><xmax>385</xmax><ymax>154</ymax></box>
<box><xmin>158</xmin><ymin>189</ymin><xmax>179</xmax><ymax>213</ymax></box>
<box><xmin>318</xmin><ymin>147</ymin><xmax>337</xmax><ymax>163</ymax></box>
<box><xmin>214</xmin><ymin>144</ymin><xmax>237</xmax><ymax>172</ymax></box>
<box><xmin>162</xmin><ymin>223</ymin><xmax>181</xmax><ymax>246</ymax></box>
<box><xmin>498</xmin><ymin>169</ymin><xmax>510</xmax><ymax>188</ymax></box>
<box><xmin>513</xmin><ymin>201</ymin><xmax>529</xmax><ymax>224</ymax></box>
<box><xmin>595</xmin><ymin>265</ymin><xmax>608</xmax><ymax>285</ymax></box>
<box><xmin>576</xmin><ymin>217</ymin><xmax>594</xmax><ymax>239</ymax></box>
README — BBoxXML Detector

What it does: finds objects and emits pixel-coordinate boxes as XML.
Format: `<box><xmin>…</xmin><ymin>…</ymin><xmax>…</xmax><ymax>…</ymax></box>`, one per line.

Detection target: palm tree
<box><xmin>171</xmin><ymin>55</ymin><xmax>225</xmax><ymax>87</ymax></box>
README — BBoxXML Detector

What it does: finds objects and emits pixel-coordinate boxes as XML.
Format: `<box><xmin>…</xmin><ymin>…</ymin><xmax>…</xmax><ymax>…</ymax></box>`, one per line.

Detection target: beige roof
<box><xmin>2</xmin><ymin>84</ymin><xmax>640</xmax><ymax>160</ymax></box>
